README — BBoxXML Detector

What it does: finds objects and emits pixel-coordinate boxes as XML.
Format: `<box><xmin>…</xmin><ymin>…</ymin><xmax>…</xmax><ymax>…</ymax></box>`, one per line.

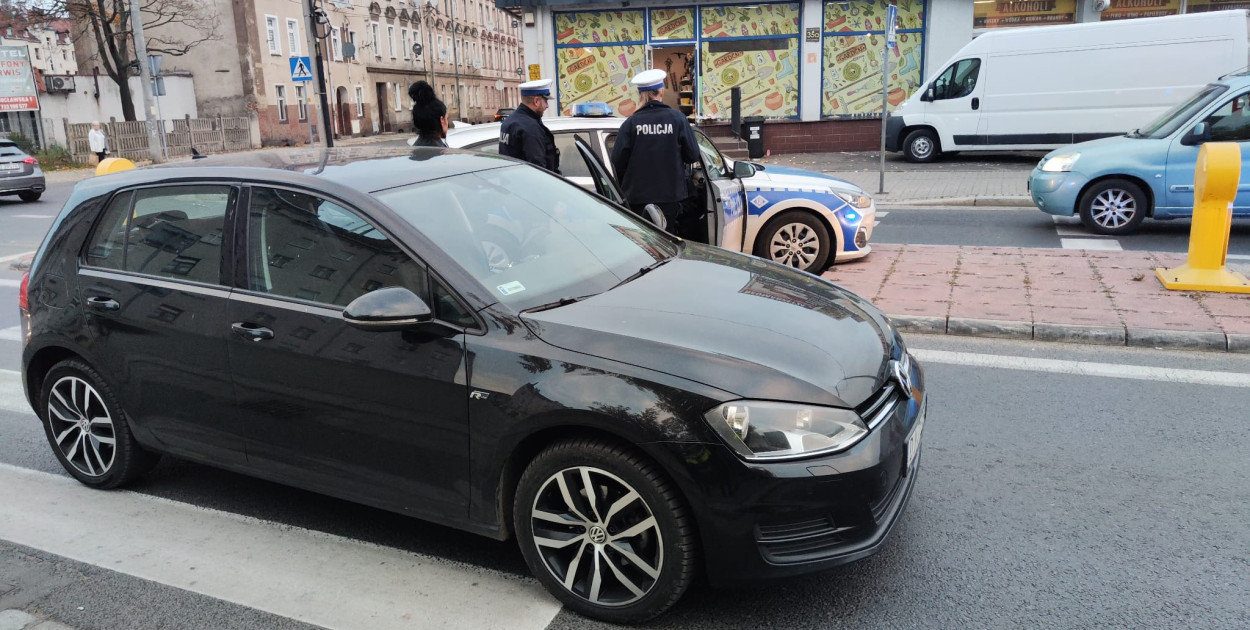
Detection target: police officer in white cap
<box><xmin>610</xmin><ymin>68</ymin><xmax>701</xmax><ymax>235</ymax></box>
<box><xmin>499</xmin><ymin>78</ymin><xmax>559</xmax><ymax>173</ymax></box>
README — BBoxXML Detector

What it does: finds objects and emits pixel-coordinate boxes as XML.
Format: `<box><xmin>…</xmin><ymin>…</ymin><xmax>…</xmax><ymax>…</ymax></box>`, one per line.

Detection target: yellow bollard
<box><xmin>94</xmin><ymin>157</ymin><xmax>136</xmax><ymax>176</ymax></box>
<box><xmin>1156</xmin><ymin>142</ymin><xmax>1250</xmax><ymax>293</ymax></box>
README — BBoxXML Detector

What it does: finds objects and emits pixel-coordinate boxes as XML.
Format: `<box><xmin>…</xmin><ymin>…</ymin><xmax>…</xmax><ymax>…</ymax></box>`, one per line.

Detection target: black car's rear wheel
<box><xmin>40</xmin><ymin>359</ymin><xmax>158</xmax><ymax>488</ymax></box>
<box><xmin>514</xmin><ymin>439</ymin><xmax>696</xmax><ymax>624</ymax></box>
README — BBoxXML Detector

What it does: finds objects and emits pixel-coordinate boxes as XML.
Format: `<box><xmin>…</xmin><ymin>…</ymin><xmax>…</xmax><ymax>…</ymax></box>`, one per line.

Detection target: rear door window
<box><xmin>83</xmin><ymin>185</ymin><xmax>233</xmax><ymax>285</ymax></box>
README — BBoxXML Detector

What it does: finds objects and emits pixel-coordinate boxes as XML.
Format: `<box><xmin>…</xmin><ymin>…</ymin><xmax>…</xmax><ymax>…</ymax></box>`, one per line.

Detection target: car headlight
<box><xmin>834</xmin><ymin>191</ymin><xmax>873</xmax><ymax>209</ymax></box>
<box><xmin>704</xmin><ymin>401</ymin><xmax>869</xmax><ymax>461</ymax></box>
<box><xmin>1041</xmin><ymin>153</ymin><xmax>1080</xmax><ymax>172</ymax></box>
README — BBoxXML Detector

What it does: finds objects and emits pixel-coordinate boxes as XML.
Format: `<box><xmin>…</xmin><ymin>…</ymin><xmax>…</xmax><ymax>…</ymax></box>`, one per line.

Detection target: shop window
<box><xmin>973</xmin><ymin>0</ymin><xmax>1075</xmax><ymax>29</ymax></box>
<box><xmin>821</xmin><ymin>1</ymin><xmax>925</xmax><ymax>119</ymax></box>
<box><xmin>649</xmin><ymin>8</ymin><xmax>695</xmax><ymax>41</ymax></box>
<box><xmin>553</xmin><ymin>10</ymin><xmax>646</xmax><ymax>117</ymax></box>
<box><xmin>699</xmin><ymin>3</ymin><xmax>801</xmax><ymax>120</ymax></box>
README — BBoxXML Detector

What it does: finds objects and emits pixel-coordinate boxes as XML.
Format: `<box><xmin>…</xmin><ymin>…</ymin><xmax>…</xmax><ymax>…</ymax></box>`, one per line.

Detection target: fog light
<box><xmin>855</xmin><ymin>227</ymin><xmax>868</xmax><ymax>248</ymax></box>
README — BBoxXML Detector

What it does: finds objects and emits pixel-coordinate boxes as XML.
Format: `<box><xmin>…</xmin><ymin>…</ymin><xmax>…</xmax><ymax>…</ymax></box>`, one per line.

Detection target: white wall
<box><xmin>38</xmin><ymin>74</ymin><xmax>199</xmax><ymax>147</ymax></box>
<box><xmin>924</xmin><ymin>0</ymin><xmax>973</xmax><ymax>82</ymax></box>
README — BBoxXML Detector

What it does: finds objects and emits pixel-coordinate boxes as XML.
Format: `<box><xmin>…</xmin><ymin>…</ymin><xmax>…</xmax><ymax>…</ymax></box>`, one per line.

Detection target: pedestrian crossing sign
<box><xmin>290</xmin><ymin>56</ymin><xmax>313</xmax><ymax>82</ymax></box>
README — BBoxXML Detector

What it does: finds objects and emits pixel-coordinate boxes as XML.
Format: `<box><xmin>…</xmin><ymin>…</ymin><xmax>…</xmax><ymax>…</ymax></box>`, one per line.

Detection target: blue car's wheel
<box><xmin>1079</xmin><ymin>179</ymin><xmax>1148</xmax><ymax>236</ymax></box>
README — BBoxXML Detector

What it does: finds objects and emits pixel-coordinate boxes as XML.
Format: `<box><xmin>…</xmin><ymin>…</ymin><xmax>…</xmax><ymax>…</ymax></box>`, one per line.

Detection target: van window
<box><xmin>931</xmin><ymin>59</ymin><xmax>981</xmax><ymax>101</ymax></box>
<box><xmin>1205</xmin><ymin>93</ymin><xmax>1250</xmax><ymax>143</ymax></box>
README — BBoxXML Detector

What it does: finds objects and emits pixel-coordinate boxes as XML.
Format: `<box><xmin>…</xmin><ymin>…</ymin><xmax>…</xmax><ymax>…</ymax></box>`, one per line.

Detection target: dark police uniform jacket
<box><xmin>610</xmin><ymin>100</ymin><xmax>701</xmax><ymax>205</ymax></box>
<box><xmin>499</xmin><ymin>104</ymin><xmax>560</xmax><ymax>173</ymax></box>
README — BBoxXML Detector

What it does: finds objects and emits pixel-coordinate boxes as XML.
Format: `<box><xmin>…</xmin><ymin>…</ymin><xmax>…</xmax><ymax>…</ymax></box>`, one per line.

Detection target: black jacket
<box><xmin>499</xmin><ymin>104</ymin><xmax>560</xmax><ymax>173</ymax></box>
<box><xmin>412</xmin><ymin>135</ymin><xmax>448</xmax><ymax>148</ymax></box>
<box><xmin>610</xmin><ymin>100</ymin><xmax>701</xmax><ymax>205</ymax></box>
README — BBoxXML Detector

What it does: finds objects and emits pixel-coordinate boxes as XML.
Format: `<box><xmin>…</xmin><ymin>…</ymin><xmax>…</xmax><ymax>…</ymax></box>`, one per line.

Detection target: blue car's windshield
<box><xmin>375</xmin><ymin>165</ymin><xmax>679</xmax><ymax>312</ymax></box>
<box><xmin>1137</xmin><ymin>84</ymin><xmax>1228</xmax><ymax>139</ymax></box>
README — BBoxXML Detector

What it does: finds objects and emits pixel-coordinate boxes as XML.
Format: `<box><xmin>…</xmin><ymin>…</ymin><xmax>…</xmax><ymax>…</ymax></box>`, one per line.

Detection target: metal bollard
<box><xmin>1155</xmin><ymin>142</ymin><xmax>1250</xmax><ymax>293</ymax></box>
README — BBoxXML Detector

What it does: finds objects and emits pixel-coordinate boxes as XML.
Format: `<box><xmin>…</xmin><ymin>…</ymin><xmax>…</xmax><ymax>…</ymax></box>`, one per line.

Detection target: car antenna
<box><xmin>1218</xmin><ymin>65</ymin><xmax>1250</xmax><ymax>80</ymax></box>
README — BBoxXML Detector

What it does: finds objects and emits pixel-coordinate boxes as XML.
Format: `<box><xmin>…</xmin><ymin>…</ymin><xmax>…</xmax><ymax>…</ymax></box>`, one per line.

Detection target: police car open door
<box><xmin>572</xmin><ymin>136</ymin><xmax>635</xmax><ymax>210</ymax></box>
<box><xmin>692</xmin><ymin>130</ymin><xmax>747</xmax><ymax>253</ymax></box>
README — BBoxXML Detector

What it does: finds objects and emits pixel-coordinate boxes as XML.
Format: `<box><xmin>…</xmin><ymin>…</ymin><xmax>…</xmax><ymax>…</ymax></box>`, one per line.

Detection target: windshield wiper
<box><xmin>521</xmin><ymin>294</ymin><xmax>597</xmax><ymax>314</ymax></box>
<box><xmin>611</xmin><ymin>256</ymin><xmax>676</xmax><ymax>289</ymax></box>
<box><xmin>1126</xmin><ymin>129</ymin><xmax>1141</xmax><ymax>138</ymax></box>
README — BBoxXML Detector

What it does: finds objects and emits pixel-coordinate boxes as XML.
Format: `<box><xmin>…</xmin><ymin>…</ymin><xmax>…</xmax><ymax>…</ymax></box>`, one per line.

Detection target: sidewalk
<box><xmin>759</xmin><ymin>150</ymin><xmax>1035</xmax><ymax>205</ymax></box>
<box><xmin>824</xmin><ymin>244</ymin><xmax>1250</xmax><ymax>353</ymax></box>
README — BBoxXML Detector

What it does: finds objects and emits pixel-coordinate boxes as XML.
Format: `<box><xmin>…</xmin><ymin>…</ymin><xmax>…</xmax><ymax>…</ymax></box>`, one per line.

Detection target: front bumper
<box><xmin>0</xmin><ymin>172</ymin><xmax>46</xmax><ymax>194</ymax></box>
<box><xmin>884</xmin><ymin>114</ymin><xmax>905</xmax><ymax>152</ymax></box>
<box><xmin>1028</xmin><ymin>167</ymin><xmax>1086</xmax><ymax>216</ymax></box>
<box><xmin>665</xmin><ymin>360</ymin><xmax>926</xmax><ymax>585</ymax></box>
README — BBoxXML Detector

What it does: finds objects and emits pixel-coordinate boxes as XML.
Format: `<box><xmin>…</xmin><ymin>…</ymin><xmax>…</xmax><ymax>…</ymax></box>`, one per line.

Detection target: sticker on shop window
<box><xmin>497</xmin><ymin>281</ymin><xmax>526</xmax><ymax>296</ymax></box>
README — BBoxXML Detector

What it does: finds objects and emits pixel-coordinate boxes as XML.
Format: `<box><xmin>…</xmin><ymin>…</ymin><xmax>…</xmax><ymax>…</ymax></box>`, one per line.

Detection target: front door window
<box><xmin>931</xmin><ymin>59</ymin><xmax>981</xmax><ymax>101</ymax></box>
<box><xmin>1205</xmin><ymin>93</ymin><xmax>1250</xmax><ymax>143</ymax></box>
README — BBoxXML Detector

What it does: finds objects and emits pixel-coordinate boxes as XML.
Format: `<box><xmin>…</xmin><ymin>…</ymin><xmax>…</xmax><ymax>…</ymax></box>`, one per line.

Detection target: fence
<box><xmin>64</xmin><ymin>116</ymin><xmax>254</xmax><ymax>164</ymax></box>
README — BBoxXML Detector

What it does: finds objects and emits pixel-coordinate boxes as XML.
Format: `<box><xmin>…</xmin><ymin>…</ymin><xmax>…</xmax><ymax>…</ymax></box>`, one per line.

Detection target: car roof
<box><xmin>74</xmin><ymin>146</ymin><xmax>517</xmax><ymax>196</ymax></box>
<box><xmin>447</xmin><ymin>116</ymin><xmax>625</xmax><ymax>147</ymax></box>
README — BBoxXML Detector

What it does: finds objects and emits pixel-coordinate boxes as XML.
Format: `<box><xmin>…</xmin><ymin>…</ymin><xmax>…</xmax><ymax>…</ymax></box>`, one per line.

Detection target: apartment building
<box><xmin>1</xmin><ymin>19</ymin><xmax>76</xmax><ymax>76</ymax></box>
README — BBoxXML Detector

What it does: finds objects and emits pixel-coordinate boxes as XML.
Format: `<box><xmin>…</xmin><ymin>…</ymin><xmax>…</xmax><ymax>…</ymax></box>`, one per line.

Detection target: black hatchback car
<box><xmin>18</xmin><ymin>147</ymin><xmax>926</xmax><ymax>623</ymax></box>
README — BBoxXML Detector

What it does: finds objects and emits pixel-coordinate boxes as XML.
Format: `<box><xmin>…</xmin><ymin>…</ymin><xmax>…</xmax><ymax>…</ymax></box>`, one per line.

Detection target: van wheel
<box><xmin>903</xmin><ymin>129</ymin><xmax>940</xmax><ymax>163</ymax></box>
<box><xmin>1079</xmin><ymin>179</ymin><xmax>1148</xmax><ymax>236</ymax></box>
<box><xmin>755</xmin><ymin>211</ymin><xmax>832</xmax><ymax>272</ymax></box>
<box><xmin>514</xmin><ymin>439</ymin><xmax>696</xmax><ymax>624</ymax></box>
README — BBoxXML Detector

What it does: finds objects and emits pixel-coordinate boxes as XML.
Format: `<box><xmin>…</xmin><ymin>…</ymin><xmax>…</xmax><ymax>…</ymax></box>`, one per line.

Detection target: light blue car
<box><xmin>1029</xmin><ymin>73</ymin><xmax>1250</xmax><ymax>235</ymax></box>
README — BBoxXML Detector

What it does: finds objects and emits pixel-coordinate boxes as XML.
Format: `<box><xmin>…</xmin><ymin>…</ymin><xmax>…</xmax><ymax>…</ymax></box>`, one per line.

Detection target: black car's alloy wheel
<box><xmin>515</xmin><ymin>439</ymin><xmax>695</xmax><ymax>624</ymax></box>
<box><xmin>40</xmin><ymin>359</ymin><xmax>158</xmax><ymax>488</ymax></box>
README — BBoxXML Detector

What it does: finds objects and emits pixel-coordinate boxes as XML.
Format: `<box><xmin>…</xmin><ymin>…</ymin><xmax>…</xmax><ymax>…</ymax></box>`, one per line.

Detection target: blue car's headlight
<box><xmin>1041</xmin><ymin>153</ymin><xmax>1080</xmax><ymax>172</ymax></box>
<box><xmin>704</xmin><ymin>401</ymin><xmax>869</xmax><ymax>461</ymax></box>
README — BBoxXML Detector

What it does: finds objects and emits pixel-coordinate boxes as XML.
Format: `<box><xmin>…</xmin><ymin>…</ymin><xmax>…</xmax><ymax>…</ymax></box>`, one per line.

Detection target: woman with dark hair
<box><xmin>409</xmin><ymin>81</ymin><xmax>448</xmax><ymax>147</ymax></box>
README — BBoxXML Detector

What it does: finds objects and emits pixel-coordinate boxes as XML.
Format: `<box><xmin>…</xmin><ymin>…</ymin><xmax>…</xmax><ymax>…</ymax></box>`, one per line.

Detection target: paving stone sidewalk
<box><xmin>823</xmin><ymin>243</ymin><xmax>1250</xmax><ymax>352</ymax></box>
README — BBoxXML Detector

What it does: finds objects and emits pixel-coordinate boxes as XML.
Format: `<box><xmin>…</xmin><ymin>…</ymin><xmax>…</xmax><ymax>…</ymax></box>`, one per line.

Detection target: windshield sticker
<box><xmin>497</xmin><ymin>281</ymin><xmax>527</xmax><ymax>296</ymax></box>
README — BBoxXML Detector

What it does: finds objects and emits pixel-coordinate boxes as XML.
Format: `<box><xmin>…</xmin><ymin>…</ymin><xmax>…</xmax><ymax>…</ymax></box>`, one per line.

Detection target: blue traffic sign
<box><xmin>289</xmin><ymin>56</ymin><xmax>313</xmax><ymax>82</ymax></box>
<box><xmin>885</xmin><ymin>5</ymin><xmax>898</xmax><ymax>47</ymax></box>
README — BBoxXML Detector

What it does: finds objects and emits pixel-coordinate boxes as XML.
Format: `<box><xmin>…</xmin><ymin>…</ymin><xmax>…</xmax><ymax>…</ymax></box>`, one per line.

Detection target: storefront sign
<box><xmin>1100</xmin><ymin>0</ymin><xmax>1182</xmax><ymax>19</ymax></box>
<box><xmin>973</xmin><ymin>0</ymin><xmax>1077</xmax><ymax>28</ymax></box>
<box><xmin>1186</xmin><ymin>0</ymin><xmax>1250</xmax><ymax>11</ymax></box>
<box><xmin>0</xmin><ymin>46</ymin><xmax>39</xmax><ymax>112</ymax></box>
<box><xmin>806</xmin><ymin>27</ymin><xmax>820</xmax><ymax>42</ymax></box>
<box><xmin>650</xmin><ymin>8</ymin><xmax>695</xmax><ymax>41</ymax></box>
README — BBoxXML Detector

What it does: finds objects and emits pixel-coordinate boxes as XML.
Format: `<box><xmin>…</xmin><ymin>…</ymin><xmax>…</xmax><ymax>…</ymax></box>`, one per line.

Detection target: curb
<box><xmin>889</xmin><ymin>314</ymin><xmax>1249</xmax><ymax>354</ymax></box>
<box><xmin>877</xmin><ymin>195</ymin><xmax>1032</xmax><ymax>207</ymax></box>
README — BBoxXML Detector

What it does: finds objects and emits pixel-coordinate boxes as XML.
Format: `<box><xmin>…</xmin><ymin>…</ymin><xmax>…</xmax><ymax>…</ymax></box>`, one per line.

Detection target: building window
<box><xmin>437</xmin><ymin>35</ymin><xmax>445</xmax><ymax>61</ymax></box>
<box><xmin>296</xmin><ymin>84</ymin><xmax>308</xmax><ymax>121</ymax></box>
<box><xmin>387</xmin><ymin>25</ymin><xmax>396</xmax><ymax>58</ymax></box>
<box><xmin>331</xmin><ymin>28</ymin><xmax>342</xmax><ymax>61</ymax></box>
<box><xmin>348</xmin><ymin>31</ymin><xmax>358</xmax><ymax>62</ymax></box>
<box><xmin>355</xmin><ymin>86</ymin><xmax>364</xmax><ymax>117</ymax></box>
<box><xmin>265</xmin><ymin>15</ymin><xmax>281</xmax><ymax>55</ymax></box>
<box><xmin>276</xmin><ymin>85</ymin><xmax>288</xmax><ymax>122</ymax></box>
<box><xmin>371</xmin><ymin>22</ymin><xmax>381</xmax><ymax>58</ymax></box>
<box><xmin>394</xmin><ymin>83</ymin><xmax>403</xmax><ymax>111</ymax></box>
<box><xmin>401</xmin><ymin>29</ymin><xmax>410</xmax><ymax>59</ymax></box>
<box><xmin>286</xmin><ymin>18</ymin><xmax>300</xmax><ymax>56</ymax></box>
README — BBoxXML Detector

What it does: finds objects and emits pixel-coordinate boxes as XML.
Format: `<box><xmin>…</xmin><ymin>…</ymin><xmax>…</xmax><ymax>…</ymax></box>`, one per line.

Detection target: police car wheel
<box><xmin>755</xmin><ymin>211</ymin><xmax>832</xmax><ymax>272</ymax></box>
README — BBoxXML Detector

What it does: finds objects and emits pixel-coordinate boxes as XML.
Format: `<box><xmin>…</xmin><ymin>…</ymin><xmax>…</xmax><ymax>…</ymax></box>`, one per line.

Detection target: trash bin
<box><xmin>743</xmin><ymin>116</ymin><xmax>765</xmax><ymax>159</ymax></box>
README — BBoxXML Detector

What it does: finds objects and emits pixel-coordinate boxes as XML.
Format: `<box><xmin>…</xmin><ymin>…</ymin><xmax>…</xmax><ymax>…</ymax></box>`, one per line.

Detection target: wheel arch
<box><xmin>1077</xmin><ymin>174</ymin><xmax>1157</xmax><ymax>218</ymax></box>
<box><xmin>900</xmin><ymin>124</ymin><xmax>942</xmax><ymax>153</ymax></box>
<box><xmin>749</xmin><ymin>202</ymin><xmax>844</xmax><ymax>266</ymax></box>
<box><xmin>23</xmin><ymin>344</ymin><xmax>85</xmax><ymax>413</ymax></box>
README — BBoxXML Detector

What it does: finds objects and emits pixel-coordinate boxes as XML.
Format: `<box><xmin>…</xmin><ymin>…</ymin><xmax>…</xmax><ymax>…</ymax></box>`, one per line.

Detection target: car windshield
<box><xmin>375</xmin><ymin>165</ymin><xmax>680</xmax><ymax>312</ymax></box>
<box><xmin>1137</xmin><ymin>84</ymin><xmax>1228</xmax><ymax>139</ymax></box>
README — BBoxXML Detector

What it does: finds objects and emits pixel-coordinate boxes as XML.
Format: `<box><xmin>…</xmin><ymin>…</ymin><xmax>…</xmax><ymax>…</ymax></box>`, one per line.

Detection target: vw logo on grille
<box><xmin>588</xmin><ymin>525</ymin><xmax>607</xmax><ymax>544</ymax></box>
<box><xmin>890</xmin><ymin>357</ymin><xmax>913</xmax><ymax>395</ymax></box>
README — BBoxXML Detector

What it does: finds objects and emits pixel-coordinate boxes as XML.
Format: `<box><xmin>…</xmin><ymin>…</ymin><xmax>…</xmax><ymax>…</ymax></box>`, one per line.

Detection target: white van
<box><xmin>885</xmin><ymin>10</ymin><xmax>1250</xmax><ymax>162</ymax></box>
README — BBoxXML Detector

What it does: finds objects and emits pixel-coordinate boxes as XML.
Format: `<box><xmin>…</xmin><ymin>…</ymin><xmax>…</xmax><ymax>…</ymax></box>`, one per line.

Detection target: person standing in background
<box><xmin>88</xmin><ymin>122</ymin><xmax>108</xmax><ymax>162</ymax></box>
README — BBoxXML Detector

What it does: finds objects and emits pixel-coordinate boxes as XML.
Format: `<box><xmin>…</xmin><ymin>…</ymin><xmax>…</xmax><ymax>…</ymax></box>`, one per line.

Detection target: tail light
<box><xmin>18</xmin><ymin>271</ymin><xmax>29</xmax><ymax>310</ymax></box>
<box><xmin>22</xmin><ymin>157</ymin><xmax>36</xmax><ymax>165</ymax></box>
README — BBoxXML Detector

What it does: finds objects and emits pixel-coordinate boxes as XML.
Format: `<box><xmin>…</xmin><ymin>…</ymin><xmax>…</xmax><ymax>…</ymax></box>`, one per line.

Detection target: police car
<box><xmin>441</xmin><ymin>104</ymin><xmax>876</xmax><ymax>272</ymax></box>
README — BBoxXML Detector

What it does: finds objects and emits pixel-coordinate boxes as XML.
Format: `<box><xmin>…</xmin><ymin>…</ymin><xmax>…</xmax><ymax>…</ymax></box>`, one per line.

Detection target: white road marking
<box><xmin>0</xmin><ymin>279</ymin><xmax>20</xmax><ymax>288</ymax></box>
<box><xmin>1228</xmin><ymin>254</ymin><xmax>1250</xmax><ymax>261</ymax></box>
<box><xmin>0</xmin><ymin>461</ymin><xmax>562</xmax><ymax>630</ymax></box>
<box><xmin>0</xmin><ymin>326</ymin><xmax>20</xmax><ymax>343</ymax></box>
<box><xmin>876</xmin><ymin>212</ymin><xmax>888</xmax><ymax>218</ymax></box>
<box><xmin>1060</xmin><ymin>238</ymin><xmax>1123</xmax><ymax>251</ymax></box>
<box><xmin>914</xmin><ymin>349</ymin><xmax>1250</xmax><ymax>388</ymax></box>
<box><xmin>0</xmin><ymin>250</ymin><xmax>35</xmax><ymax>263</ymax></box>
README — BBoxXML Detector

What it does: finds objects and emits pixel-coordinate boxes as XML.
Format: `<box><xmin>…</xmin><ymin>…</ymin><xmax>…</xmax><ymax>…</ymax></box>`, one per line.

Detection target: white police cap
<box><xmin>519</xmin><ymin>79</ymin><xmax>552</xmax><ymax>97</ymax></box>
<box><xmin>631</xmin><ymin>69</ymin><xmax>667</xmax><ymax>92</ymax></box>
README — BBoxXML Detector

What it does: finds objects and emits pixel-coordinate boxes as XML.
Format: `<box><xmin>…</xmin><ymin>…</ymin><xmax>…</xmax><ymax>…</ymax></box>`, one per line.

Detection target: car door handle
<box><xmin>231</xmin><ymin>322</ymin><xmax>275</xmax><ymax>342</ymax></box>
<box><xmin>85</xmin><ymin>296</ymin><xmax>119</xmax><ymax>311</ymax></box>
<box><xmin>971</xmin><ymin>97</ymin><xmax>980</xmax><ymax>110</ymax></box>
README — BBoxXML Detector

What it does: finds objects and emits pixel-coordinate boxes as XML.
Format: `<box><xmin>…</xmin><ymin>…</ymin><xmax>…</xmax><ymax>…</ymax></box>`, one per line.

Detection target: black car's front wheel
<box><xmin>514</xmin><ymin>439</ymin><xmax>696</xmax><ymax>624</ymax></box>
<box><xmin>39</xmin><ymin>359</ymin><xmax>158</xmax><ymax>488</ymax></box>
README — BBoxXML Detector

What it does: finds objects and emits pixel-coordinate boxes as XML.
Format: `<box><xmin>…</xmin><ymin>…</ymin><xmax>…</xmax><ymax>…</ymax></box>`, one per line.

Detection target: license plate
<box><xmin>0</xmin><ymin>163</ymin><xmax>21</xmax><ymax>171</ymax></box>
<box><xmin>905</xmin><ymin>403</ymin><xmax>925</xmax><ymax>471</ymax></box>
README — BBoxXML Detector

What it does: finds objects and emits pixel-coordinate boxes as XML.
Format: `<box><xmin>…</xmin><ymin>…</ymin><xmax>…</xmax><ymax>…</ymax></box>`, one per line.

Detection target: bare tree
<box><xmin>16</xmin><ymin>0</ymin><xmax>220</xmax><ymax>121</ymax></box>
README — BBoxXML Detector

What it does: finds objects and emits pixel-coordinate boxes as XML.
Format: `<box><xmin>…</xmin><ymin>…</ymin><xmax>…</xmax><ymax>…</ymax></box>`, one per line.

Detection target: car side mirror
<box><xmin>343</xmin><ymin>287</ymin><xmax>433</xmax><ymax>331</ymax></box>
<box><xmin>921</xmin><ymin>87</ymin><xmax>935</xmax><ymax>102</ymax></box>
<box><xmin>733</xmin><ymin>161</ymin><xmax>756</xmax><ymax>179</ymax></box>
<box><xmin>1182</xmin><ymin>122</ymin><xmax>1210</xmax><ymax>146</ymax></box>
<box><xmin>642</xmin><ymin>203</ymin><xmax>667</xmax><ymax>231</ymax></box>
